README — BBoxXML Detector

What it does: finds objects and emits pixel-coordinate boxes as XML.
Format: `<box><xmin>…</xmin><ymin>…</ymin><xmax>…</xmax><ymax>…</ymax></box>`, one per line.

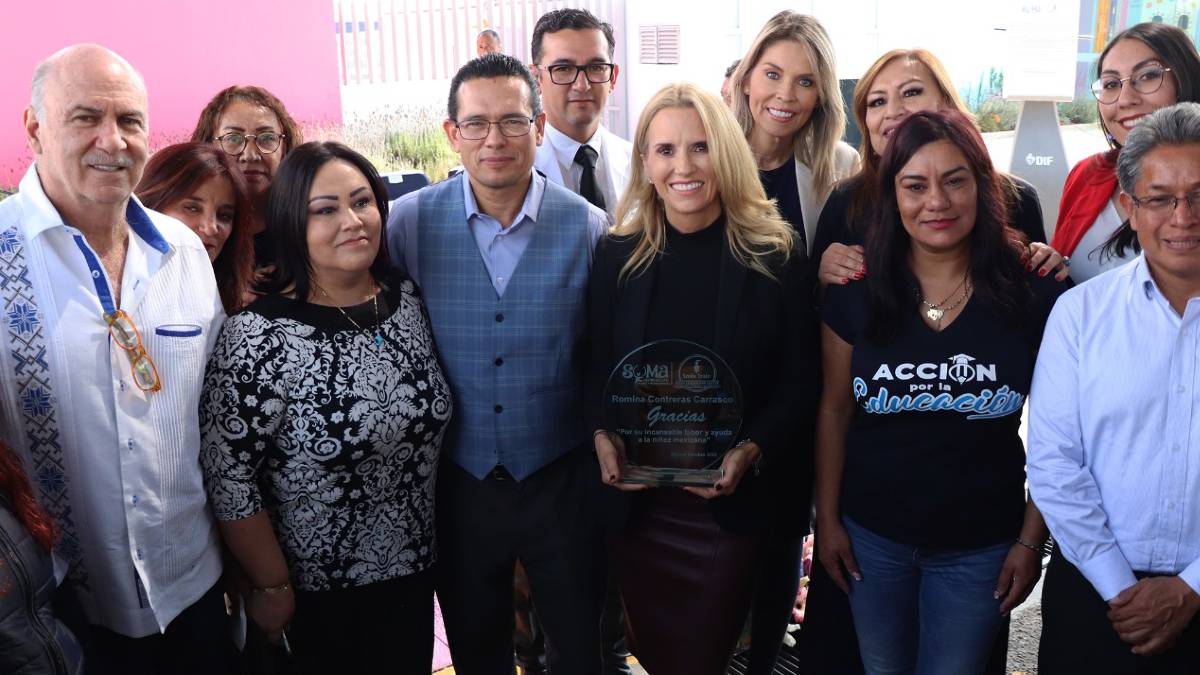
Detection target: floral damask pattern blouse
<box><xmin>199</xmin><ymin>278</ymin><xmax>452</xmax><ymax>591</ymax></box>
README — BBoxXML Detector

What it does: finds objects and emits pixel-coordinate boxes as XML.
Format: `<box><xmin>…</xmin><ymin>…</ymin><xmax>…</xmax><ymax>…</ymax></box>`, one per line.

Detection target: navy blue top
<box><xmin>759</xmin><ymin>157</ymin><xmax>805</xmax><ymax>251</ymax></box>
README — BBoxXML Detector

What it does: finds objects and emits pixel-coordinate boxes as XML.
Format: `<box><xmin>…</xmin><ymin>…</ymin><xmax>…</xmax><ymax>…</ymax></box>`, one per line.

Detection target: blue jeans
<box><xmin>843</xmin><ymin>517</ymin><xmax>1008</xmax><ymax>675</ymax></box>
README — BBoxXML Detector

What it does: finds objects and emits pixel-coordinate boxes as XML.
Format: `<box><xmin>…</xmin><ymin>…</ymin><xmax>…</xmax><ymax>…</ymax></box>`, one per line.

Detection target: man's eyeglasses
<box><xmin>104</xmin><ymin>310</ymin><xmax>161</xmax><ymax>392</ymax></box>
<box><xmin>213</xmin><ymin>132</ymin><xmax>286</xmax><ymax>157</ymax></box>
<box><xmin>1091</xmin><ymin>65</ymin><xmax>1172</xmax><ymax>104</ymax></box>
<box><xmin>1129</xmin><ymin>190</ymin><xmax>1200</xmax><ymax>221</ymax></box>
<box><xmin>454</xmin><ymin>116</ymin><xmax>535</xmax><ymax>140</ymax></box>
<box><xmin>543</xmin><ymin>63</ymin><xmax>615</xmax><ymax>86</ymax></box>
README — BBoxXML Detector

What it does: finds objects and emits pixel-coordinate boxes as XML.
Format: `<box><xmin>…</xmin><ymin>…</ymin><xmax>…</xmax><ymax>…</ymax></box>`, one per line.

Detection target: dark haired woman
<box><xmin>813</xmin><ymin>48</ymin><xmax>1066</xmax><ymax>291</ymax></box>
<box><xmin>192</xmin><ymin>85</ymin><xmax>304</xmax><ymax>270</ymax></box>
<box><xmin>0</xmin><ymin>438</ymin><xmax>83</xmax><ymax>674</ymax></box>
<box><xmin>1051</xmin><ymin>22</ymin><xmax>1200</xmax><ymax>283</ymax></box>
<box><xmin>815</xmin><ymin>110</ymin><xmax>1060</xmax><ymax>674</ymax></box>
<box><xmin>136</xmin><ymin>142</ymin><xmax>255</xmax><ymax>313</ymax></box>
<box><xmin>199</xmin><ymin>141</ymin><xmax>452</xmax><ymax>673</ymax></box>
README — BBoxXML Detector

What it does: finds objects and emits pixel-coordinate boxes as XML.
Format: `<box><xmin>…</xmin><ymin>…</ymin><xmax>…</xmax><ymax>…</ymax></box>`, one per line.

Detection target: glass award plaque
<box><xmin>602</xmin><ymin>339</ymin><xmax>743</xmax><ymax>487</ymax></box>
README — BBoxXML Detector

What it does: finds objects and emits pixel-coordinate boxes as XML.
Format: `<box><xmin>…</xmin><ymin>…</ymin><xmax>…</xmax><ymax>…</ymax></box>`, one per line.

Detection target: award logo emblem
<box><xmin>602</xmin><ymin>339</ymin><xmax>743</xmax><ymax>487</ymax></box>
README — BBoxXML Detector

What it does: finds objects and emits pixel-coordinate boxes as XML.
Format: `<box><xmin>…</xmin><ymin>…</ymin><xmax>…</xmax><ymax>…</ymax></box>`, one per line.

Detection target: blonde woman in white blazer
<box><xmin>727</xmin><ymin>10</ymin><xmax>856</xmax><ymax>674</ymax></box>
<box><xmin>731</xmin><ymin>11</ymin><xmax>858</xmax><ymax>260</ymax></box>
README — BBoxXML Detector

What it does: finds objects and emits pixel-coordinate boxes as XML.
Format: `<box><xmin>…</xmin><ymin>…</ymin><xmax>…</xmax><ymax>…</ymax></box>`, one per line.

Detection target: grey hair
<box><xmin>478</xmin><ymin>29</ymin><xmax>501</xmax><ymax>43</ymax></box>
<box><xmin>30</xmin><ymin>59</ymin><xmax>51</xmax><ymax>120</ymax></box>
<box><xmin>1117</xmin><ymin>102</ymin><xmax>1200</xmax><ymax>193</ymax></box>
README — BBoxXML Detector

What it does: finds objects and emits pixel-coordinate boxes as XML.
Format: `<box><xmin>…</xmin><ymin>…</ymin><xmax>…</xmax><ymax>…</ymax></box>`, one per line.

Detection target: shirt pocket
<box><xmin>146</xmin><ymin>323</ymin><xmax>208</xmax><ymax>399</ymax></box>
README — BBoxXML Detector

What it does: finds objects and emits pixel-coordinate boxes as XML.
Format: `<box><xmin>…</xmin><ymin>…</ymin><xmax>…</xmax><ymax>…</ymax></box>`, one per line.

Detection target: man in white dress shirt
<box><xmin>1029</xmin><ymin>102</ymin><xmax>1200</xmax><ymax>674</ymax></box>
<box><xmin>530</xmin><ymin>8</ymin><xmax>632</xmax><ymax>219</ymax></box>
<box><xmin>0</xmin><ymin>45</ymin><xmax>228</xmax><ymax>673</ymax></box>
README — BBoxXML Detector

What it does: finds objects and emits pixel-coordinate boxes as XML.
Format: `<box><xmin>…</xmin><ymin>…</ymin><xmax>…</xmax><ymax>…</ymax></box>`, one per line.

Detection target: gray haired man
<box><xmin>1029</xmin><ymin>101</ymin><xmax>1200</xmax><ymax>674</ymax></box>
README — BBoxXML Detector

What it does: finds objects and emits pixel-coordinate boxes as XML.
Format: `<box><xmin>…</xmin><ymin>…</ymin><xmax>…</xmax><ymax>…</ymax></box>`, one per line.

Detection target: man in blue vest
<box><xmin>387</xmin><ymin>53</ymin><xmax>607</xmax><ymax>674</ymax></box>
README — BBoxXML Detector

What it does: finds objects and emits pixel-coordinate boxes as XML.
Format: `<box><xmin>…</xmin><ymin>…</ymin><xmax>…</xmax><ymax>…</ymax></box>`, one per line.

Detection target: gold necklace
<box><xmin>919</xmin><ymin>272</ymin><xmax>971</xmax><ymax>328</ymax></box>
<box><xmin>314</xmin><ymin>283</ymin><xmax>383</xmax><ymax>349</ymax></box>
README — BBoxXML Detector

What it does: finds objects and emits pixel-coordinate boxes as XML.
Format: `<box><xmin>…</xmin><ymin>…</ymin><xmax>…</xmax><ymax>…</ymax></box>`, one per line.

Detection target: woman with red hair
<box><xmin>0</xmin><ymin>438</ymin><xmax>82</xmax><ymax>673</ymax></box>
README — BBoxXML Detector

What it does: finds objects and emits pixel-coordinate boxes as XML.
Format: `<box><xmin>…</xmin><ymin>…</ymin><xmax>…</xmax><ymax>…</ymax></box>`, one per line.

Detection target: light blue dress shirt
<box><xmin>388</xmin><ymin>170</ymin><xmax>607</xmax><ymax>296</ymax></box>
<box><xmin>1028</xmin><ymin>255</ymin><xmax>1200</xmax><ymax>602</ymax></box>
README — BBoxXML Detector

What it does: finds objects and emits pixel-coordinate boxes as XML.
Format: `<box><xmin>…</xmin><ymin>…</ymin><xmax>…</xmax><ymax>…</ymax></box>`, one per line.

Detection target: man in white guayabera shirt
<box><xmin>0</xmin><ymin>44</ymin><xmax>229</xmax><ymax>674</ymax></box>
<box><xmin>1029</xmin><ymin>101</ymin><xmax>1200</xmax><ymax>675</ymax></box>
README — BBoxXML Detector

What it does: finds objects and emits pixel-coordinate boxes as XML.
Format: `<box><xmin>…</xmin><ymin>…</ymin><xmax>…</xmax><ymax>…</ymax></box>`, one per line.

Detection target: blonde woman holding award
<box><xmin>585</xmin><ymin>82</ymin><xmax>817</xmax><ymax>674</ymax></box>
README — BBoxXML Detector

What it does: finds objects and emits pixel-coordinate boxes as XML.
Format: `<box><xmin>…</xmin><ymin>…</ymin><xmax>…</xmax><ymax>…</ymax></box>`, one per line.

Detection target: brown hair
<box><xmin>191</xmin><ymin>85</ymin><xmax>303</xmax><ymax>154</ymax></box>
<box><xmin>136</xmin><ymin>143</ymin><xmax>255</xmax><ymax>313</ymax></box>
<box><xmin>846</xmin><ymin>49</ymin><xmax>969</xmax><ymax>232</ymax></box>
<box><xmin>0</xmin><ymin>440</ymin><xmax>57</xmax><ymax>552</ymax></box>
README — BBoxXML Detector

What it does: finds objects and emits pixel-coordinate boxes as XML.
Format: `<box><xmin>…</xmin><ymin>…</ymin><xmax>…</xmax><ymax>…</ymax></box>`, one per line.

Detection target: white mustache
<box><xmin>84</xmin><ymin>154</ymin><xmax>133</xmax><ymax>168</ymax></box>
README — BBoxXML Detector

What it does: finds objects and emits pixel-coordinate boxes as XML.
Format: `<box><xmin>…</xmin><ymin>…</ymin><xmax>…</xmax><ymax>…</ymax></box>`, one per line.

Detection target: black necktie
<box><xmin>573</xmin><ymin>145</ymin><xmax>606</xmax><ymax>211</ymax></box>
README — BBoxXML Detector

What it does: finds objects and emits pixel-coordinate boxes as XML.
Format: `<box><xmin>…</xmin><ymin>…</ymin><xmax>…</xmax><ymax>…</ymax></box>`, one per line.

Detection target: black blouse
<box><xmin>199</xmin><ymin>278</ymin><xmax>452</xmax><ymax>591</ymax></box>
<box><xmin>645</xmin><ymin>218</ymin><xmax>724</xmax><ymax>347</ymax></box>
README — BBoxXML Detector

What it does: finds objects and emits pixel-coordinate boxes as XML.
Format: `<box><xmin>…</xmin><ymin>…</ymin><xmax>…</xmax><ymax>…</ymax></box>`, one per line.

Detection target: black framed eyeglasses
<box><xmin>1129</xmin><ymin>190</ymin><xmax>1200</xmax><ymax>220</ymax></box>
<box><xmin>213</xmin><ymin>132</ymin><xmax>286</xmax><ymax>157</ymax></box>
<box><xmin>543</xmin><ymin>63</ymin><xmax>615</xmax><ymax>86</ymax></box>
<box><xmin>1090</xmin><ymin>65</ymin><xmax>1172</xmax><ymax>104</ymax></box>
<box><xmin>454</xmin><ymin>116</ymin><xmax>535</xmax><ymax>140</ymax></box>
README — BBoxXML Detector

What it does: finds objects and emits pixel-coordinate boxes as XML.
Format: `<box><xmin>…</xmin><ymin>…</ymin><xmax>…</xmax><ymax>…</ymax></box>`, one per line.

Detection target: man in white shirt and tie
<box><xmin>530</xmin><ymin>8</ymin><xmax>631</xmax><ymax>219</ymax></box>
<box><xmin>1029</xmin><ymin>102</ymin><xmax>1200</xmax><ymax>674</ymax></box>
<box><xmin>0</xmin><ymin>44</ymin><xmax>229</xmax><ymax>674</ymax></box>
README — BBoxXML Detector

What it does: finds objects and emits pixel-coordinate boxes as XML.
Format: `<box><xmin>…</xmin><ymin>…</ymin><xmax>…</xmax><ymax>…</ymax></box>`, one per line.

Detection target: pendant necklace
<box><xmin>918</xmin><ymin>272</ymin><xmax>971</xmax><ymax>330</ymax></box>
<box><xmin>315</xmin><ymin>283</ymin><xmax>383</xmax><ymax>348</ymax></box>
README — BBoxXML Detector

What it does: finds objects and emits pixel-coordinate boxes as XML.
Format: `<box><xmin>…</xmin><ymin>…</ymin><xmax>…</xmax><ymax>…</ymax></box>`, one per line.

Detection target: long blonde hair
<box><xmin>613</xmin><ymin>82</ymin><xmax>794</xmax><ymax>282</ymax></box>
<box><xmin>731</xmin><ymin>11</ymin><xmax>846</xmax><ymax>199</ymax></box>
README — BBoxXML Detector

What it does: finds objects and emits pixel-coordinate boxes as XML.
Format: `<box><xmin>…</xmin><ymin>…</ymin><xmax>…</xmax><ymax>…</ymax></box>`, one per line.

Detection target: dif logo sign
<box><xmin>1025</xmin><ymin>152</ymin><xmax>1055</xmax><ymax>167</ymax></box>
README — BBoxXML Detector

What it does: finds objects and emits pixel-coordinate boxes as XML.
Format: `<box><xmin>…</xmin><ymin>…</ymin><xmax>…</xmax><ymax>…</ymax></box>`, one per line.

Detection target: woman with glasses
<box><xmin>1050</xmin><ymin>23</ymin><xmax>1200</xmax><ymax>283</ymax></box>
<box><xmin>136</xmin><ymin>143</ymin><xmax>255</xmax><ymax>313</ymax></box>
<box><xmin>725</xmin><ymin>12</ymin><xmax>855</xmax><ymax>672</ymax></box>
<box><xmin>817</xmin><ymin>109</ymin><xmax>1059</xmax><ymax>675</ymax></box>
<box><xmin>192</xmin><ymin>85</ymin><xmax>303</xmax><ymax>270</ymax></box>
<box><xmin>587</xmin><ymin>82</ymin><xmax>815</xmax><ymax>674</ymax></box>
<box><xmin>199</xmin><ymin>142</ymin><xmax>451</xmax><ymax>673</ymax></box>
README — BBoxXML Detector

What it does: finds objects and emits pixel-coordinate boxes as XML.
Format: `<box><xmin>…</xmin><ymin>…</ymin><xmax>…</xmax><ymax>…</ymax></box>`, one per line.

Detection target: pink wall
<box><xmin>0</xmin><ymin>0</ymin><xmax>342</xmax><ymax>189</ymax></box>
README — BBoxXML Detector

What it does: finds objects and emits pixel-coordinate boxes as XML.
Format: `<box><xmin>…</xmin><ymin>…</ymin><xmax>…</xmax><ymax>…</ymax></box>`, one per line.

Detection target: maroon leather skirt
<box><xmin>611</xmin><ymin>489</ymin><xmax>761</xmax><ymax>675</ymax></box>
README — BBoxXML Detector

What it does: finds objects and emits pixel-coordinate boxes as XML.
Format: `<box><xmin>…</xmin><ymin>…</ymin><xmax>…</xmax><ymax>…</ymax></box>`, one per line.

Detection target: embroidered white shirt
<box><xmin>1029</xmin><ymin>255</ymin><xmax>1200</xmax><ymax>601</ymax></box>
<box><xmin>0</xmin><ymin>165</ymin><xmax>225</xmax><ymax>636</ymax></box>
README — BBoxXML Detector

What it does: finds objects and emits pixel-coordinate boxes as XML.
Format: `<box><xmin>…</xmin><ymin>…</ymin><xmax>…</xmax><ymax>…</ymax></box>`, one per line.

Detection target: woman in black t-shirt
<box><xmin>815</xmin><ymin>110</ymin><xmax>1060</xmax><ymax>674</ymax></box>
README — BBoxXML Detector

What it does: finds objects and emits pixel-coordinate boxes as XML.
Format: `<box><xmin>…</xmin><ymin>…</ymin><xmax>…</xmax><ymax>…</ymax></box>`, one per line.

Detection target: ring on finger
<box><xmin>1062</xmin><ymin>256</ymin><xmax>1071</xmax><ymax>267</ymax></box>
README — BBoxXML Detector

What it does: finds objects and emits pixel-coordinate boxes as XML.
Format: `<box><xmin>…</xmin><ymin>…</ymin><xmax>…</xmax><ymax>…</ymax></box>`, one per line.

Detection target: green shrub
<box><xmin>1058</xmin><ymin>96</ymin><xmax>1099</xmax><ymax>125</ymax></box>
<box><xmin>976</xmin><ymin>98</ymin><xmax>1021</xmax><ymax>133</ymax></box>
<box><xmin>384</xmin><ymin>127</ymin><xmax>457</xmax><ymax>181</ymax></box>
<box><xmin>312</xmin><ymin>105</ymin><xmax>458</xmax><ymax>182</ymax></box>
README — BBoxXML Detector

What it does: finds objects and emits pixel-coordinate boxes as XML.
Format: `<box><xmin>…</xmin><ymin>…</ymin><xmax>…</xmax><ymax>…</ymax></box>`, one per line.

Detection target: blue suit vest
<box><xmin>417</xmin><ymin>174</ymin><xmax>591</xmax><ymax>480</ymax></box>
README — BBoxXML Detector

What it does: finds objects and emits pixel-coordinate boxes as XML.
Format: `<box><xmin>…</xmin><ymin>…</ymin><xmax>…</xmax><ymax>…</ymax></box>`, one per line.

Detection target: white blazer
<box><xmin>796</xmin><ymin>140</ymin><xmax>860</xmax><ymax>256</ymax></box>
<box><xmin>534</xmin><ymin>124</ymin><xmax>633</xmax><ymax>218</ymax></box>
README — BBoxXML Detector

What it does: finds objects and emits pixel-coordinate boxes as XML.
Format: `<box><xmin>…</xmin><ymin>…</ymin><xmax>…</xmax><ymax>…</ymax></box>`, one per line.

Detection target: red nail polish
<box><xmin>841</xmin><ymin>277</ymin><xmax>849</xmax><ymax>284</ymax></box>
<box><xmin>1039</xmin><ymin>268</ymin><xmax>1048</xmax><ymax>277</ymax></box>
<box><xmin>853</xmin><ymin>272</ymin><xmax>864</xmax><ymax>280</ymax></box>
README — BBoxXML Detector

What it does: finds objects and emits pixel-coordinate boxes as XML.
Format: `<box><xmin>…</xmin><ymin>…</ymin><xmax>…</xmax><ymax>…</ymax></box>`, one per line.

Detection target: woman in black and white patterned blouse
<box><xmin>199</xmin><ymin>141</ymin><xmax>451</xmax><ymax>672</ymax></box>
